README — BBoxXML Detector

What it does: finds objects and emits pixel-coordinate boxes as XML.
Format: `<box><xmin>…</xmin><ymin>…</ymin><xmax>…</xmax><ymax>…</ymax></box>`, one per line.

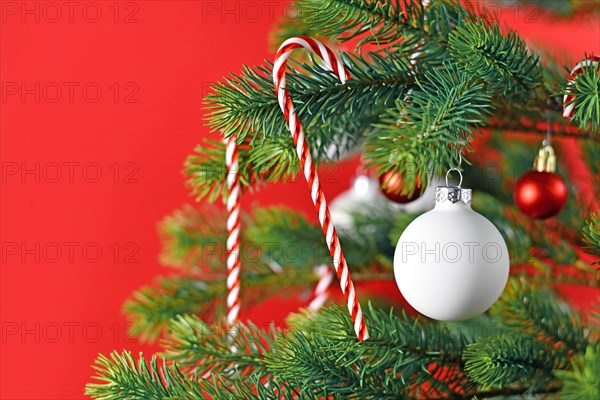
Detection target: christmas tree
<box><xmin>86</xmin><ymin>1</ymin><xmax>599</xmax><ymax>398</ymax></box>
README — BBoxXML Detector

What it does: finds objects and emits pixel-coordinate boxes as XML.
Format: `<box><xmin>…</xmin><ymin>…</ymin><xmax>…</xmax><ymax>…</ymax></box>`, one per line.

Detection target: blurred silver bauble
<box><xmin>330</xmin><ymin>175</ymin><xmax>387</xmax><ymax>231</ymax></box>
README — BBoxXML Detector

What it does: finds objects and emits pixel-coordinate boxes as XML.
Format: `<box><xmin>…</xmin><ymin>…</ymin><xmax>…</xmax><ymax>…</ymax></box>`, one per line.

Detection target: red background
<box><xmin>1</xmin><ymin>1</ymin><xmax>598</xmax><ymax>399</ymax></box>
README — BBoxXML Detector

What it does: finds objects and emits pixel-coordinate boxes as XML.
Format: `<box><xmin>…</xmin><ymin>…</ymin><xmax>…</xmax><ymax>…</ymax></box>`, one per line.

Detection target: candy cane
<box><xmin>563</xmin><ymin>55</ymin><xmax>600</xmax><ymax>119</ymax></box>
<box><xmin>225</xmin><ymin>135</ymin><xmax>241</xmax><ymax>327</ymax></box>
<box><xmin>308</xmin><ymin>265</ymin><xmax>335</xmax><ymax>312</ymax></box>
<box><xmin>273</xmin><ymin>36</ymin><xmax>369</xmax><ymax>341</ymax></box>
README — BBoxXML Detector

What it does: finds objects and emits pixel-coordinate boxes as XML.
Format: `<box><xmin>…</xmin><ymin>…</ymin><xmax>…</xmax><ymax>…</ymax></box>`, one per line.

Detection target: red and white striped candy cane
<box><xmin>563</xmin><ymin>55</ymin><xmax>600</xmax><ymax>119</ymax></box>
<box><xmin>308</xmin><ymin>265</ymin><xmax>335</xmax><ymax>312</ymax></box>
<box><xmin>225</xmin><ymin>135</ymin><xmax>241</xmax><ymax>327</ymax></box>
<box><xmin>273</xmin><ymin>36</ymin><xmax>370</xmax><ymax>341</ymax></box>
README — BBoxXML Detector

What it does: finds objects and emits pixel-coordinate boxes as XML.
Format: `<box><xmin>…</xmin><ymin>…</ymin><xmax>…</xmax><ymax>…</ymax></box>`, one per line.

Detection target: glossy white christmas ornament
<box><xmin>393</xmin><ymin>185</ymin><xmax>510</xmax><ymax>320</ymax></box>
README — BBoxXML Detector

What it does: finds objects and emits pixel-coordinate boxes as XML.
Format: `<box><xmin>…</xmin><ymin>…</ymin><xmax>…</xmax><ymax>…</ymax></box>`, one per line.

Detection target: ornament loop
<box><xmin>445</xmin><ymin>168</ymin><xmax>463</xmax><ymax>188</ymax></box>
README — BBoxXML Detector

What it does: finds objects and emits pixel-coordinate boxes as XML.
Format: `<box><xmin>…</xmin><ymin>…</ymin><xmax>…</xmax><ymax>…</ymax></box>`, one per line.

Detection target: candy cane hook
<box><xmin>273</xmin><ymin>36</ymin><xmax>369</xmax><ymax>340</ymax></box>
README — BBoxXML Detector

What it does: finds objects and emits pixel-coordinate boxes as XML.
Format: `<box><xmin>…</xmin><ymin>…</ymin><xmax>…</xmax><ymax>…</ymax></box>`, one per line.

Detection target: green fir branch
<box><xmin>582</xmin><ymin>212</ymin><xmax>600</xmax><ymax>263</ymax></box>
<box><xmin>556</xmin><ymin>344</ymin><xmax>600</xmax><ymax>399</ymax></box>
<box><xmin>365</xmin><ymin>64</ymin><xmax>492</xmax><ymax>194</ymax></box>
<box><xmin>185</xmin><ymin>136</ymin><xmax>299</xmax><ymax>202</ymax></box>
<box><xmin>205</xmin><ymin>53</ymin><xmax>412</xmax><ymax>143</ymax></box>
<box><xmin>85</xmin><ymin>351</ymin><xmax>205</xmax><ymax>399</ymax></box>
<box><xmin>294</xmin><ymin>0</ymin><xmax>488</xmax><ymax>57</ymax></box>
<box><xmin>200</xmin><ymin>374</ymin><xmax>299</xmax><ymax>400</ymax></box>
<box><xmin>159</xmin><ymin>204</ymin><xmax>394</xmax><ymax>275</ymax></box>
<box><xmin>268</xmin><ymin>331</ymin><xmax>397</xmax><ymax>398</ymax></box>
<box><xmin>448</xmin><ymin>22</ymin><xmax>542</xmax><ymax>99</ymax></box>
<box><xmin>294</xmin><ymin>0</ymin><xmax>427</xmax><ymax>49</ymax></box>
<box><xmin>162</xmin><ymin>314</ymin><xmax>277</xmax><ymax>378</ymax></box>
<box><xmin>483</xmin><ymin>48</ymin><xmax>599</xmax><ymax>137</ymax></box>
<box><xmin>195</xmin><ymin>52</ymin><xmax>413</xmax><ymax>201</ymax></box>
<box><xmin>490</xmin><ymin>278</ymin><xmax>588</xmax><ymax>356</ymax></box>
<box><xmin>158</xmin><ymin>204</ymin><xmax>269</xmax><ymax>273</ymax></box>
<box><xmin>246</xmin><ymin>207</ymin><xmax>329</xmax><ymax>270</ymax></box>
<box><xmin>158</xmin><ymin>204</ymin><xmax>226</xmax><ymax>270</ymax></box>
<box><xmin>90</xmin><ymin>302</ymin><xmax>590</xmax><ymax>399</ymax></box>
<box><xmin>268</xmin><ymin>305</ymin><xmax>470</xmax><ymax>399</ymax></box>
<box><xmin>463</xmin><ymin>334</ymin><xmax>560</xmax><ymax>390</ymax></box>
<box><xmin>123</xmin><ymin>267</ymin><xmax>313</xmax><ymax>343</ymax></box>
<box><xmin>123</xmin><ymin>275</ymin><xmax>225</xmax><ymax>342</ymax></box>
<box><xmin>86</xmin><ymin>349</ymin><xmax>296</xmax><ymax>400</ymax></box>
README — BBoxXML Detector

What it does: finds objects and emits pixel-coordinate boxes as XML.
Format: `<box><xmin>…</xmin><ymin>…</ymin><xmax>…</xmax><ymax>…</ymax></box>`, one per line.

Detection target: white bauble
<box><xmin>393</xmin><ymin>186</ymin><xmax>509</xmax><ymax>321</ymax></box>
<box><xmin>330</xmin><ymin>175</ymin><xmax>388</xmax><ymax>231</ymax></box>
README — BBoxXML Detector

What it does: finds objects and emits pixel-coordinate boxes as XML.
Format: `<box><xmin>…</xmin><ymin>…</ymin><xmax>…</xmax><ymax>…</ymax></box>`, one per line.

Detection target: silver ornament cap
<box><xmin>435</xmin><ymin>186</ymin><xmax>472</xmax><ymax>205</ymax></box>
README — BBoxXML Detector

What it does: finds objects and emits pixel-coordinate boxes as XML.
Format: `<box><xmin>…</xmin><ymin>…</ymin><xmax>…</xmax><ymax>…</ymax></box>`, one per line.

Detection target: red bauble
<box><xmin>378</xmin><ymin>170</ymin><xmax>423</xmax><ymax>204</ymax></box>
<box><xmin>514</xmin><ymin>171</ymin><xmax>567</xmax><ymax>219</ymax></box>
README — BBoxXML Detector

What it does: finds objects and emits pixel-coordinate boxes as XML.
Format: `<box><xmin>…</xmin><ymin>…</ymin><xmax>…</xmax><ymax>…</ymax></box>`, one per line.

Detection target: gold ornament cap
<box><xmin>533</xmin><ymin>144</ymin><xmax>556</xmax><ymax>173</ymax></box>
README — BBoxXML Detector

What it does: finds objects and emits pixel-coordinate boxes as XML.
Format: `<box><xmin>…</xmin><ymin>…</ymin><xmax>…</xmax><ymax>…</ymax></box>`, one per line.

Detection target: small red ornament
<box><xmin>514</xmin><ymin>171</ymin><xmax>567</xmax><ymax>219</ymax></box>
<box><xmin>514</xmin><ymin>144</ymin><xmax>567</xmax><ymax>219</ymax></box>
<box><xmin>378</xmin><ymin>169</ymin><xmax>423</xmax><ymax>204</ymax></box>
